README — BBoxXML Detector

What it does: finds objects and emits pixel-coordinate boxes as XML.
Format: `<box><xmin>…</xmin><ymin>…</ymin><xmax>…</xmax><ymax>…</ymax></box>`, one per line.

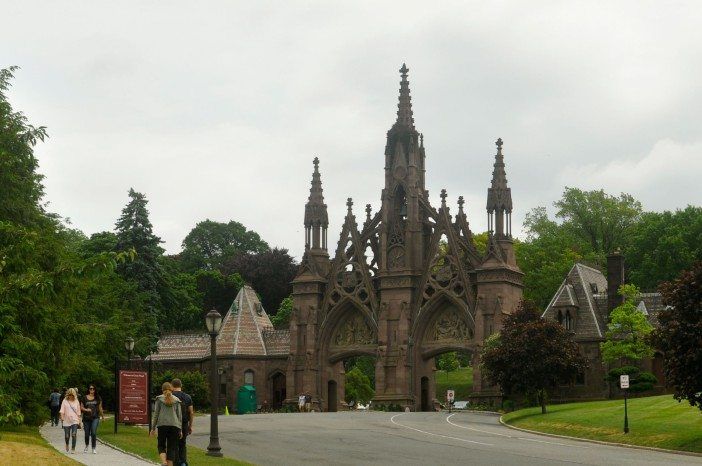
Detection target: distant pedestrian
<box><xmin>298</xmin><ymin>394</ymin><xmax>305</xmax><ymax>413</ymax></box>
<box><xmin>304</xmin><ymin>394</ymin><xmax>311</xmax><ymax>412</ymax></box>
<box><xmin>59</xmin><ymin>388</ymin><xmax>81</xmax><ymax>454</ymax></box>
<box><xmin>49</xmin><ymin>388</ymin><xmax>61</xmax><ymax>427</ymax></box>
<box><xmin>80</xmin><ymin>384</ymin><xmax>104</xmax><ymax>454</ymax></box>
<box><xmin>171</xmin><ymin>378</ymin><xmax>193</xmax><ymax>466</ymax></box>
<box><xmin>149</xmin><ymin>382</ymin><xmax>183</xmax><ymax>466</ymax></box>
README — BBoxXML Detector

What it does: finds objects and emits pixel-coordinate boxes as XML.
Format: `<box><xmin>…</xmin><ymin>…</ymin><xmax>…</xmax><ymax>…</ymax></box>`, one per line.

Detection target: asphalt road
<box><xmin>188</xmin><ymin>411</ymin><xmax>701</xmax><ymax>465</ymax></box>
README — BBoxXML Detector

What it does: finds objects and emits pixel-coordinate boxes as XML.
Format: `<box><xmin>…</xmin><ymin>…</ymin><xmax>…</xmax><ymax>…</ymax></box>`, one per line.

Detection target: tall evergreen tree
<box><xmin>114</xmin><ymin>188</ymin><xmax>165</xmax><ymax>343</ymax></box>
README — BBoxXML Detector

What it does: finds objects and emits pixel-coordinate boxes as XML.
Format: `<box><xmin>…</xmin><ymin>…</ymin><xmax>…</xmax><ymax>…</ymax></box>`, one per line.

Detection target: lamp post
<box><xmin>205</xmin><ymin>310</ymin><xmax>224</xmax><ymax>457</ymax></box>
<box><xmin>125</xmin><ymin>336</ymin><xmax>135</xmax><ymax>370</ymax></box>
<box><xmin>218</xmin><ymin>366</ymin><xmax>226</xmax><ymax>413</ymax></box>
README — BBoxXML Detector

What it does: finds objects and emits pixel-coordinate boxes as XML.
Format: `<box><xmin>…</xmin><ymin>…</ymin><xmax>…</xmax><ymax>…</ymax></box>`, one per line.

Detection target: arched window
<box><xmin>244</xmin><ymin>369</ymin><xmax>254</xmax><ymax>386</ymax></box>
<box><xmin>557</xmin><ymin>310</ymin><xmax>564</xmax><ymax>326</ymax></box>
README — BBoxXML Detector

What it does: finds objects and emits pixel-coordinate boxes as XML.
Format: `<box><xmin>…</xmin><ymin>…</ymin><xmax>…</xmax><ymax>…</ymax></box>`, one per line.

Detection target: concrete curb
<box><xmin>498</xmin><ymin>415</ymin><xmax>702</xmax><ymax>458</ymax></box>
<box><xmin>445</xmin><ymin>410</ymin><xmax>501</xmax><ymax>416</ymax></box>
<box><xmin>96</xmin><ymin>437</ymin><xmax>159</xmax><ymax>465</ymax></box>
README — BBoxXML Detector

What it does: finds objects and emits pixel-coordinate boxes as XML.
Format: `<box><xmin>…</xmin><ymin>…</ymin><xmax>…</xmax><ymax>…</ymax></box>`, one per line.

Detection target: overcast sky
<box><xmin>3</xmin><ymin>1</ymin><xmax>701</xmax><ymax>260</ymax></box>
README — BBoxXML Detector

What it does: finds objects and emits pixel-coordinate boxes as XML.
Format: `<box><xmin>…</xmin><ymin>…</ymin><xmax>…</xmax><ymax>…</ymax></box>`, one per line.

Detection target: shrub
<box><xmin>154</xmin><ymin>370</ymin><xmax>210</xmax><ymax>409</ymax></box>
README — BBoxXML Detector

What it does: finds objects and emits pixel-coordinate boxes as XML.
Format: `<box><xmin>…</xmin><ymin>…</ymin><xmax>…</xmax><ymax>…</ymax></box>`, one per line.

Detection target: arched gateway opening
<box><xmin>319</xmin><ymin>303</ymin><xmax>378</xmax><ymax>412</ymax></box>
<box><xmin>270</xmin><ymin>371</ymin><xmax>286</xmax><ymax>410</ymax></box>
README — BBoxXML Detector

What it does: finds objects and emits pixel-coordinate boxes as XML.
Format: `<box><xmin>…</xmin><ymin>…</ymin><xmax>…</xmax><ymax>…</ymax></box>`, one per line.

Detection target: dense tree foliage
<box><xmin>515</xmin><ymin>188</ymin><xmax>701</xmax><ymax>309</ymax></box>
<box><xmin>222</xmin><ymin>248</ymin><xmax>296</xmax><ymax>314</ymax></box>
<box><xmin>180</xmin><ymin>220</ymin><xmax>268</xmax><ymax>272</ymax></box>
<box><xmin>344</xmin><ymin>367</ymin><xmax>374</xmax><ymax>405</ymax></box>
<box><xmin>271</xmin><ymin>295</ymin><xmax>293</xmax><ymax>329</ymax></box>
<box><xmin>654</xmin><ymin>262</ymin><xmax>702</xmax><ymax>411</ymax></box>
<box><xmin>624</xmin><ymin>207</ymin><xmax>702</xmax><ymax>290</ymax></box>
<box><xmin>0</xmin><ymin>68</ymin><xmax>134</xmax><ymax>424</ymax></box>
<box><xmin>600</xmin><ymin>284</ymin><xmax>654</xmax><ymax>365</ymax></box>
<box><xmin>480</xmin><ymin>301</ymin><xmax>586</xmax><ymax>413</ymax></box>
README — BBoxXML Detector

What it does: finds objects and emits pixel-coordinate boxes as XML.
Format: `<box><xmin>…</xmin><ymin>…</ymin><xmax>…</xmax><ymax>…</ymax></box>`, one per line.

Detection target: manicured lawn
<box><xmin>0</xmin><ymin>425</ymin><xmax>79</xmax><ymax>465</ymax></box>
<box><xmin>502</xmin><ymin>395</ymin><xmax>702</xmax><ymax>453</ymax></box>
<box><xmin>99</xmin><ymin>422</ymin><xmax>252</xmax><ymax>465</ymax></box>
<box><xmin>435</xmin><ymin>366</ymin><xmax>473</xmax><ymax>401</ymax></box>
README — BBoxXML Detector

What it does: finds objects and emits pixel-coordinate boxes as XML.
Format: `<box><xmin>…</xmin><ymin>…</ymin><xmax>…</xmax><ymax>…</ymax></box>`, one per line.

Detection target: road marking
<box><xmin>446</xmin><ymin>413</ymin><xmax>512</xmax><ymax>437</ymax></box>
<box><xmin>390</xmin><ymin>414</ymin><xmax>494</xmax><ymax>446</ymax></box>
<box><xmin>446</xmin><ymin>414</ymin><xmax>588</xmax><ymax>449</ymax></box>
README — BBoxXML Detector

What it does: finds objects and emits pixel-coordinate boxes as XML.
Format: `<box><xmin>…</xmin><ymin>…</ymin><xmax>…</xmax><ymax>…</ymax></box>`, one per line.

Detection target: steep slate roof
<box><xmin>543</xmin><ymin>263</ymin><xmax>608</xmax><ymax>339</ymax></box>
<box><xmin>542</xmin><ymin>262</ymin><xmax>663</xmax><ymax>341</ymax></box>
<box><xmin>151</xmin><ymin>285</ymin><xmax>290</xmax><ymax>361</ymax></box>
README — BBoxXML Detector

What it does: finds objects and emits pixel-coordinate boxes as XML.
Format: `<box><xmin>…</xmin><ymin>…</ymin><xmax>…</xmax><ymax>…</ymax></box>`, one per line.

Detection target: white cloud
<box><xmin>556</xmin><ymin>139</ymin><xmax>702</xmax><ymax>211</ymax></box>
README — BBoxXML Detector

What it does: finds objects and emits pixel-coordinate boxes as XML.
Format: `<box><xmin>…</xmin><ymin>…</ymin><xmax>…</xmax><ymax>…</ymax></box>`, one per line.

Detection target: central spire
<box><xmin>394</xmin><ymin>63</ymin><xmax>415</xmax><ymax>130</ymax></box>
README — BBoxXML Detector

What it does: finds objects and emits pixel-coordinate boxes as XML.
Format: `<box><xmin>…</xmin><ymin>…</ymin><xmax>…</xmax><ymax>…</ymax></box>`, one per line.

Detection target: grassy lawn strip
<box><xmin>502</xmin><ymin>394</ymin><xmax>702</xmax><ymax>453</ymax></box>
<box><xmin>99</xmin><ymin>423</ymin><xmax>252</xmax><ymax>465</ymax></box>
<box><xmin>436</xmin><ymin>366</ymin><xmax>473</xmax><ymax>401</ymax></box>
<box><xmin>0</xmin><ymin>425</ymin><xmax>79</xmax><ymax>465</ymax></box>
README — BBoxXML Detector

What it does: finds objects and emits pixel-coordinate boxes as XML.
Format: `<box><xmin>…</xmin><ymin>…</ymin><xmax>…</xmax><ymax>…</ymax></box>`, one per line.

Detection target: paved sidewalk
<box><xmin>40</xmin><ymin>422</ymin><xmax>155</xmax><ymax>465</ymax></box>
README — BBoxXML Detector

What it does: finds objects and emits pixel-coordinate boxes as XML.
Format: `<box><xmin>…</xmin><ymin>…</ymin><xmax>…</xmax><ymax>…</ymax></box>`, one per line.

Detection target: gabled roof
<box><xmin>542</xmin><ymin>263</ymin><xmax>607</xmax><ymax>339</ymax></box>
<box><xmin>152</xmin><ymin>285</ymin><xmax>290</xmax><ymax>361</ymax></box>
<box><xmin>543</xmin><ymin>262</ymin><xmax>664</xmax><ymax>340</ymax></box>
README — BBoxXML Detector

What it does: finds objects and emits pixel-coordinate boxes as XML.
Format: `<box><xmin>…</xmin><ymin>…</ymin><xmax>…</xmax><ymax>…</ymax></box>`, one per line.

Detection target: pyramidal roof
<box><xmin>151</xmin><ymin>285</ymin><xmax>289</xmax><ymax>361</ymax></box>
<box><xmin>219</xmin><ymin>285</ymin><xmax>273</xmax><ymax>356</ymax></box>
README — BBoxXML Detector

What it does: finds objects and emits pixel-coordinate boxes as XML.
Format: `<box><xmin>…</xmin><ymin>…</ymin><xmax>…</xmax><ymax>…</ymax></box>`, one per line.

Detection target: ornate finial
<box><xmin>440</xmin><ymin>189</ymin><xmax>447</xmax><ymax>207</ymax></box>
<box><xmin>458</xmin><ymin>196</ymin><xmax>465</xmax><ymax>210</ymax></box>
<box><xmin>400</xmin><ymin>63</ymin><xmax>409</xmax><ymax>79</ymax></box>
<box><xmin>347</xmin><ymin>197</ymin><xmax>353</xmax><ymax>212</ymax></box>
<box><xmin>313</xmin><ymin>156</ymin><xmax>319</xmax><ymax>169</ymax></box>
<box><xmin>420</xmin><ymin>133</ymin><xmax>424</xmax><ymax>147</ymax></box>
<box><xmin>365</xmin><ymin>204</ymin><xmax>372</xmax><ymax>221</ymax></box>
<box><xmin>496</xmin><ymin>138</ymin><xmax>503</xmax><ymax>153</ymax></box>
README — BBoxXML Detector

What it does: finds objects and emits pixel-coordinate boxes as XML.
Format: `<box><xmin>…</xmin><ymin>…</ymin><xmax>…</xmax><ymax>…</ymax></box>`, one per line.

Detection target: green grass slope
<box><xmin>435</xmin><ymin>366</ymin><xmax>473</xmax><ymax>401</ymax></box>
<box><xmin>502</xmin><ymin>395</ymin><xmax>702</xmax><ymax>453</ymax></box>
<box><xmin>0</xmin><ymin>425</ymin><xmax>79</xmax><ymax>465</ymax></box>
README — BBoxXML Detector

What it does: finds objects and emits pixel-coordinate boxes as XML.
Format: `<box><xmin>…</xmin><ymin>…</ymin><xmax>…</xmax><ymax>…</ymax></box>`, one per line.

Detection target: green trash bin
<box><xmin>237</xmin><ymin>384</ymin><xmax>257</xmax><ymax>414</ymax></box>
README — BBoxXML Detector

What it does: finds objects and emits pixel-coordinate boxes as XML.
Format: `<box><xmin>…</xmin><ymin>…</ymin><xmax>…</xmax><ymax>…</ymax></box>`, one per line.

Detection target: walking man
<box><xmin>49</xmin><ymin>388</ymin><xmax>61</xmax><ymax>426</ymax></box>
<box><xmin>171</xmin><ymin>378</ymin><xmax>193</xmax><ymax>466</ymax></box>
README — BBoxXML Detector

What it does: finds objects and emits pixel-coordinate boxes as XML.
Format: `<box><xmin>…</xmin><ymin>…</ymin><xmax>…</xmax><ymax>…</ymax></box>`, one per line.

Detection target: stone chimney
<box><xmin>606</xmin><ymin>251</ymin><xmax>625</xmax><ymax>314</ymax></box>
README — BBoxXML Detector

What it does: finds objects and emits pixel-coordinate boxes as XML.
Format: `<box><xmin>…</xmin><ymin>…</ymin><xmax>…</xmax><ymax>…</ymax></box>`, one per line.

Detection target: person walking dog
<box><xmin>149</xmin><ymin>382</ymin><xmax>183</xmax><ymax>466</ymax></box>
<box><xmin>80</xmin><ymin>384</ymin><xmax>104</xmax><ymax>454</ymax></box>
<box><xmin>59</xmin><ymin>388</ymin><xmax>82</xmax><ymax>454</ymax></box>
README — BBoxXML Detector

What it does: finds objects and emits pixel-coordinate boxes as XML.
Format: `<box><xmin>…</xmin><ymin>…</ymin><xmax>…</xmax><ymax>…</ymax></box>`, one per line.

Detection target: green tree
<box><xmin>654</xmin><ymin>261</ymin><xmax>702</xmax><ymax>411</ymax></box>
<box><xmin>480</xmin><ymin>300</ymin><xmax>586</xmax><ymax>414</ymax></box>
<box><xmin>193</xmin><ymin>269</ymin><xmax>243</xmax><ymax>314</ymax></box>
<box><xmin>600</xmin><ymin>284</ymin><xmax>654</xmax><ymax>365</ymax></box>
<box><xmin>437</xmin><ymin>352</ymin><xmax>459</xmax><ymax>383</ymax></box>
<box><xmin>344</xmin><ymin>367</ymin><xmax>374</xmax><ymax>405</ymax></box>
<box><xmin>555</xmin><ymin>187</ymin><xmax>642</xmax><ymax>255</ymax></box>
<box><xmin>222</xmin><ymin>248</ymin><xmax>297</xmax><ymax>313</ymax></box>
<box><xmin>180</xmin><ymin>219</ymin><xmax>269</xmax><ymax>272</ymax></box>
<box><xmin>625</xmin><ymin>207</ymin><xmax>702</xmax><ymax>290</ymax></box>
<box><xmin>515</xmin><ymin>206</ymin><xmax>599</xmax><ymax>309</ymax></box>
<box><xmin>271</xmin><ymin>295</ymin><xmax>293</xmax><ymax>329</ymax></box>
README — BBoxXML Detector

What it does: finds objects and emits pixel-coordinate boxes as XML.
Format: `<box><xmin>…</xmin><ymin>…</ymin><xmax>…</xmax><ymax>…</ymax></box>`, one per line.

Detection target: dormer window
<box><xmin>590</xmin><ymin>283</ymin><xmax>598</xmax><ymax>293</ymax></box>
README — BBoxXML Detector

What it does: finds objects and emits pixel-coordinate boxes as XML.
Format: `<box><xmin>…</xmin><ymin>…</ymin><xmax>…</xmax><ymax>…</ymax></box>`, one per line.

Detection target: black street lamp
<box><xmin>124</xmin><ymin>337</ymin><xmax>135</xmax><ymax>369</ymax></box>
<box><xmin>205</xmin><ymin>309</ymin><xmax>224</xmax><ymax>457</ymax></box>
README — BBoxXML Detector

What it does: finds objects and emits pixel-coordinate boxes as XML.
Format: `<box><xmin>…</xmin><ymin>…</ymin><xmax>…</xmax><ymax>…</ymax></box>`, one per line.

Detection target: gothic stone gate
<box><xmin>285</xmin><ymin>65</ymin><xmax>523</xmax><ymax>411</ymax></box>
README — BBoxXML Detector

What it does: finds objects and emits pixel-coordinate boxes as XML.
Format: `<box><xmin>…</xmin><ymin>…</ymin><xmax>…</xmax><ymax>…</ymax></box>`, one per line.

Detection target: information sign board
<box><xmin>119</xmin><ymin>370</ymin><xmax>149</xmax><ymax>423</ymax></box>
<box><xmin>620</xmin><ymin>374</ymin><xmax>630</xmax><ymax>389</ymax></box>
<box><xmin>447</xmin><ymin>389</ymin><xmax>455</xmax><ymax>402</ymax></box>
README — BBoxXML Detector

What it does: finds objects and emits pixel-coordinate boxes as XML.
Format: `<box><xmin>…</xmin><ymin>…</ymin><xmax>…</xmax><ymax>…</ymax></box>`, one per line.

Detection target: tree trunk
<box><xmin>540</xmin><ymin>389</ymin><xmax>547</xmax><ymax>414</ymax></box>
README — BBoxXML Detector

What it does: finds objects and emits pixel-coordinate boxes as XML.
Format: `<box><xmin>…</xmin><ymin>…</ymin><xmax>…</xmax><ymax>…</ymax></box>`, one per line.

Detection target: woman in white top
<box><xmin>59</xmin><ymin>387</ymin><xmax>82</xmax><ymax>453</ymax></box>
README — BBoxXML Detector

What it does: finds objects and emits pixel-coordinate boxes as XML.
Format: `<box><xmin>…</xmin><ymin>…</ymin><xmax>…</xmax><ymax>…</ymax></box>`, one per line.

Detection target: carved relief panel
<box><xmin>331</xmin><ymin>313</ymin><xmax>375</xmax><ymax>347</ymax></box>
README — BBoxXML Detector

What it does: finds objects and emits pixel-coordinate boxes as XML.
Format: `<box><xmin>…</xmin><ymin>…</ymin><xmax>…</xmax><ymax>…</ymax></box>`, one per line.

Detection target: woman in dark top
<box><xmin>80</xmin><ymin>384</ymin><xmax>104</xmax><ymax>454</ymax></box>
